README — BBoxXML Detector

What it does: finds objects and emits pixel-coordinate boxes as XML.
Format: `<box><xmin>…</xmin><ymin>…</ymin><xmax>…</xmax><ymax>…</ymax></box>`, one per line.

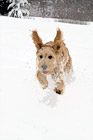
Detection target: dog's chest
<box><xmin>46</xmin><ymin>75</ymin><xmax>56</xmax><ymax>90</ymax></box>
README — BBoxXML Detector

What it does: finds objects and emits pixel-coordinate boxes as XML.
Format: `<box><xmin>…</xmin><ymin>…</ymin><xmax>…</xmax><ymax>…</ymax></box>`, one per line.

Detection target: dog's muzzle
<box><xmin>41</xmin><ymin>64</ymin><xmax>47</xmax><ymax>70</ymax></box>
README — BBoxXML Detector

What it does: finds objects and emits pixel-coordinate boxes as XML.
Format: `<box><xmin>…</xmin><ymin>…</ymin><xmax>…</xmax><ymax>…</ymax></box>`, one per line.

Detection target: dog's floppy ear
<box><xmin>54</xmin><ymin>28</ymin><xmax>62</xmax><ymax>43</ymax></box>
<box><xmin>32</xmin><ymin>30</ymin><xmax>43</xmax><ymax>50</ymax></box>
<box><xmin>53</xmin><ymin>28</ymin><xmax>63</xmax><ymax>53</ymax></box>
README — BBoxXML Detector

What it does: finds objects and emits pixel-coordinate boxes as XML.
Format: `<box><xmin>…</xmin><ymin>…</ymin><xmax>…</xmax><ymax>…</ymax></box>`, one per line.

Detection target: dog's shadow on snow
<box><xmin>40</xmin><ymin>73</ymin><xmax>76</xmax><ymax>108</ymax></box>
<box><xmin>40</xmin><ymin>76</ymin><xmax>59</xmax><ymax>108</ymax></box>
<box><xmin>41</xmin><ymin>88</ymin><xmax>59</xmax><ymax>108</ymax></box>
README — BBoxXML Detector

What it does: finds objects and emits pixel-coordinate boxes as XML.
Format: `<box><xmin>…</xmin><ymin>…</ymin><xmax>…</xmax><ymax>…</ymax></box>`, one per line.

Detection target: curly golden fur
<box><xmin>31</xmin><ymin>28</ymin><xmax>73</xmax><ymax>94</ymax></box>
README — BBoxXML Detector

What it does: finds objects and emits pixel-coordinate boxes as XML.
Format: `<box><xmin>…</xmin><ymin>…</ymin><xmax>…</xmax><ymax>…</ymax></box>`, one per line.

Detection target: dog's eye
<box><xmin>48</xmin><ymin>56</ymin><xmax>53</xmax><ymax>59</ymax></box>
<box><xmin>40</xmin><ymin>55</ymin><xmax>43</xmax><ymax>59</ymax></box>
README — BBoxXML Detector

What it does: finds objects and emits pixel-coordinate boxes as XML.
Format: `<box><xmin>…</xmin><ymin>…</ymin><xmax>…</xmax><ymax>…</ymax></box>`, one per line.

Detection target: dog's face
<box><xmin>37</xmin><ymin>46</ymin><xmax>57</xmax><ymax>75</ymax></box>
<box><xmin>32</xmin><ymin>29</ymin><xmax>63</xmax><ymax>75</ymax></box>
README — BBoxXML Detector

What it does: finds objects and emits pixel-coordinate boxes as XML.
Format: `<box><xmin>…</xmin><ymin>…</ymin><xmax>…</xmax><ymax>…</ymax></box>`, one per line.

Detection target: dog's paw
<box><xmin>42</xmin><ymin>85</ymin><xmax>48</xmax><ymax>89</ymax></box>
<box><xmin>41</xmin><ymin>82</ymin><xmax>48</xmax><ymax>89</ymax></box>
<box><xmin>54</xmin><ymin>88</ymin><xmax>64</xmax><ymax>94</ymax></box>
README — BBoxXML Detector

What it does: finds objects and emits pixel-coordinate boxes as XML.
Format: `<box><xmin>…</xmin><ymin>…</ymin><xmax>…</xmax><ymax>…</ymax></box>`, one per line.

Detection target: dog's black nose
<box><xmin>42</xmin><ymin>64</ymin><xmax>47</xmax><ymax>70</ymax></box>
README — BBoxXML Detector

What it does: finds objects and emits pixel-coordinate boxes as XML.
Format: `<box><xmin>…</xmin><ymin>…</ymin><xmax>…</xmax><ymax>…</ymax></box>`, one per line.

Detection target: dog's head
<box><xmin>32</xmin><ymin>29</ymin><xmax>63</xmax><ymax>75</ymax></box>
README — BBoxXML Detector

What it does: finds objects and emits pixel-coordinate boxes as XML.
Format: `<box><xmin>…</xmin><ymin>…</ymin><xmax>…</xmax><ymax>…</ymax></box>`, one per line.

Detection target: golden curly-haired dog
<box><xmin>32</xmin><ymin>28</ymin><xmax>73</xmax><ymax>94</ymax></box>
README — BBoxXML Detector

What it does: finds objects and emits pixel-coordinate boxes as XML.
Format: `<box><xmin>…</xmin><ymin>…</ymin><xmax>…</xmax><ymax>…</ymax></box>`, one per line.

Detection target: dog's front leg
<box><xmin>54</xmin><ymin>80</ymin><xmax>65</xmax><ymax>94</ymax></box>
<box><xmin>37</xmin><ymin>71</ymin><xmax>48</xmax><ymax>89</ymax></box>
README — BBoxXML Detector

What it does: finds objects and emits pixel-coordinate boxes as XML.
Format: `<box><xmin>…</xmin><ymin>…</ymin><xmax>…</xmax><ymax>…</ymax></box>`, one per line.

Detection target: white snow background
<box><xmin>0</xmin><ymin>16</ymin><xmax>93</xmax><ymax>140</ymax></box>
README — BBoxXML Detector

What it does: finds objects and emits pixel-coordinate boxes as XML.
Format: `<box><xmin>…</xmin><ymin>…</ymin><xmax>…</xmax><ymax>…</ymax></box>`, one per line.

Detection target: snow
<box><xmin>0</xmin><ymin>16</ymin><xmax>93</xmax><ymax>140</ymax></box>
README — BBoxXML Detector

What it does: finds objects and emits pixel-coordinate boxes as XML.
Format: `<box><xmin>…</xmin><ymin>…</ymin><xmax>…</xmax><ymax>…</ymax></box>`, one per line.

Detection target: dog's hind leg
<box><xmin>64</xmin><ymin>55</ymin><xmax>73</xmax><ymax>73</ymax></box>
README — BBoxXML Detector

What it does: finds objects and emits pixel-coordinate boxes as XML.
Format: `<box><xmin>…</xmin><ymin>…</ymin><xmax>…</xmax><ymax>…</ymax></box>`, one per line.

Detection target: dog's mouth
<box><xmin>42</xmin><ymin>71</ymin><xmax>49</xmax><ymax>75</ymax></box>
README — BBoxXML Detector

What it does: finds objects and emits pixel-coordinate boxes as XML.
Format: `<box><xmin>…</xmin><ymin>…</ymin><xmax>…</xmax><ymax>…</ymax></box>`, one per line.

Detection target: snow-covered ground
<box><xmin>0</xmin><ymin>16</ymin><xmax>93</xmax><ymax>140</ymax></box>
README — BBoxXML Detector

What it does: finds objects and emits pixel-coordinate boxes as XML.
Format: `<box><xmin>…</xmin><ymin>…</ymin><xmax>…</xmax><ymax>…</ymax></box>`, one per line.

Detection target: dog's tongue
<box><xmin>43</xmin><ymin>71</ymin><xmax>48</xmax><ymax>74</ymax></box>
